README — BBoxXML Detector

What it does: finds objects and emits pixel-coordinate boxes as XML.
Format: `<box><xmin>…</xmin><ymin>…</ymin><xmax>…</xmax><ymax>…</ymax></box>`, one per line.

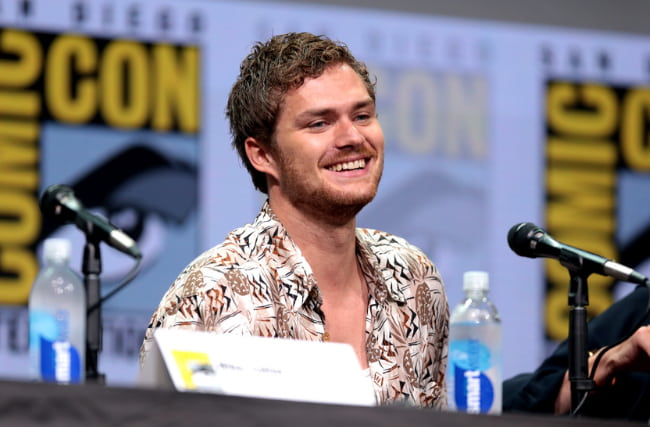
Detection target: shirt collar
<box><xmin>254</xmin><ymin>201</ymin><xmax>319</xmax><ymax>310</ymax></box>
<box><xmin>355</xmin><ymin>229</ymin><xmax>407</xmax><ymax>304</ymax></box>
<box><xmin>253</xmin><ymin>200</ymin><xmax>405</xmax><ymax>308</ymax></box>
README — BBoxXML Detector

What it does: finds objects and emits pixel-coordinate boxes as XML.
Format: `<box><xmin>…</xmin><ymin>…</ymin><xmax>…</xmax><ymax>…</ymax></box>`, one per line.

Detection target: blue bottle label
<box><xmin>449</xmin><ymin>339</ymin><xmax>495</xmax><ymax>413</ymax></box>
<box><xmin>39</xmin><ymin>336</ymin><xmax>82</xmax><ymax>383</ymax></box>
<box><xmin>30</xmin><ymin>310</ymin><xmax>82</xmax><ymax>383</ymax></box>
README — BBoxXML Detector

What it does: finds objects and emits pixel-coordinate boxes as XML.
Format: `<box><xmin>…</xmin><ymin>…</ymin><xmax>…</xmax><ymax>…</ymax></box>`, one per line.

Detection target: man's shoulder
<box><xmin>167</xmin><ymin>222</ymin><xmax>267</xmax><ymax>280</ymax></box>
<box><xmin>192</xmin><ymin>221</ymin><xmax>271</xmax><ymax>264</ymax></box>
<box><xmin>357</xmin><ymin>227</ymin><xmax>424</xmax><ymax>253</ymax></box>
<box><xmin>356</xmin><ymin>227</ymin><xmax>433</xmax><ymax>267</ymax></box>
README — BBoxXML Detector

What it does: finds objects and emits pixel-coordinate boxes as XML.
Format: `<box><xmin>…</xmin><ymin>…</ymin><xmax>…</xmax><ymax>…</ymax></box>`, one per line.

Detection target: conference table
<box><xmin>0</xmin><ymin>379</ymin><xmax>639</xmax><ymax>426</ymax></box>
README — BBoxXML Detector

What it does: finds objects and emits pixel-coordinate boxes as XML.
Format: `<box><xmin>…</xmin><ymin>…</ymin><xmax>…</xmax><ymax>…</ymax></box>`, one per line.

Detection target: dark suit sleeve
<box><xmin>503</xmin><ymin>285</ymin><xmax>650</xmax><ymax>420</ymax></box>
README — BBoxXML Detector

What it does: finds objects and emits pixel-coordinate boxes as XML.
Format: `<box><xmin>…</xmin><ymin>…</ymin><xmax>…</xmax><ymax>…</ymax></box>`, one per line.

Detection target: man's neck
<box><xmin>268</xmin><ymin>197</ymin><xmax>359</xmax><ymax>291</ymax></box>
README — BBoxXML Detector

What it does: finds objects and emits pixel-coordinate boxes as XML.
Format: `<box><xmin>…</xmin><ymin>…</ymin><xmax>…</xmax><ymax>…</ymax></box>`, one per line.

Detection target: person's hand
<box><xmin>554</xmin><ymin>325</ymin><xmax>650</xmax><ymax>414</ymax></box>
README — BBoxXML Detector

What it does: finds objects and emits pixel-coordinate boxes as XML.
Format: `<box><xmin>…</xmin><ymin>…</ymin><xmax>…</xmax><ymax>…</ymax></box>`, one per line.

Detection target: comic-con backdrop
<box><xmin>1</xmin><ymin>0</ymin><xmax>650</xmax><ymax>385</ymax></box>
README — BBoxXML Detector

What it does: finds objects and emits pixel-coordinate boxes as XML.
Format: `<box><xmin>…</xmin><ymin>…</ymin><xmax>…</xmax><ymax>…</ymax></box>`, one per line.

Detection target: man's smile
<box><xmin>326</xmin><ymin>158</ymin><xmax>367</xmax><ymax>172</ymax></box>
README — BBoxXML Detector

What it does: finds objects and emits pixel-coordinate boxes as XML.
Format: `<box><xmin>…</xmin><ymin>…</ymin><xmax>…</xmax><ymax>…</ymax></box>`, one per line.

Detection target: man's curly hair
<box><xmin>226</xmin><ymin>32</ymin><xmax>376</xmax><ymax>194</ymax></box>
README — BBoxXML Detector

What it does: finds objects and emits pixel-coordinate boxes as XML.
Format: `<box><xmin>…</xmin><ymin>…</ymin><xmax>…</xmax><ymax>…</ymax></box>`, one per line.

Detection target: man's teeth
<box><xmin>328</xmin><ymin>159</ymin><xmax>366</xmax><ymax>172</ymax></box>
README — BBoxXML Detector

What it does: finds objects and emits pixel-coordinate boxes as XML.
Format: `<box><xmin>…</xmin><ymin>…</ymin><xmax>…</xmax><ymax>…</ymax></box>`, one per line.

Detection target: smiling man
<box><xmin>140</xmin><ymin>32</ymin><xmax>449</xmax><ymax>408</ymax></box>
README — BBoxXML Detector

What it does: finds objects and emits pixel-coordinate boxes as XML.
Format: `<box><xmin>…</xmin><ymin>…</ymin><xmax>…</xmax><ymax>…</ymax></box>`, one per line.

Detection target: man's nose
<box><xmin>334</xmin><ymin>119</ymin><xmax>364</xmax><ymax>148</ymax></box>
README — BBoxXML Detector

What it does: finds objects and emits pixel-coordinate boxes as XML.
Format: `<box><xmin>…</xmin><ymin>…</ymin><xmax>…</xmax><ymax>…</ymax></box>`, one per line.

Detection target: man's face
<box><xmin>267</xmin><ymin>63</ymin><xmax>384</xmax><ymax>221</ymax></box>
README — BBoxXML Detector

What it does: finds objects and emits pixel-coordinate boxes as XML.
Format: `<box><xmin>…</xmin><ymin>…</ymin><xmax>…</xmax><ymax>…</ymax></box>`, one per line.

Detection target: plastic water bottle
<box><xmin>447</xmin><ymin>271</ymin><xmax>502</xmax><ymax>414</ymax></box>
<box><xmin>29</xmin><ymin>238</ymin><xmax>86</xmax><ymax>383</ymax></box>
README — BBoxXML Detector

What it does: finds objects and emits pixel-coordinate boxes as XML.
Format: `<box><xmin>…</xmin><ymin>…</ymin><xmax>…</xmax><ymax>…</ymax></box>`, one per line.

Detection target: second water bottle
<box><xmin>447</xmin><ymin>271</ymin><xmax>502</xmax><ymax>414</ymax></box>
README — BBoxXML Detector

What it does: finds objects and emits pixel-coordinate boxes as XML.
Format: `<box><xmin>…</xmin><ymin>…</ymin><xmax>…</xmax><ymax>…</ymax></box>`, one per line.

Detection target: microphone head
<box><xmin>39</xmin><ymin>184</ymin><xmax>79</xmax><ymax>223</ymax></box>
<box><xmin>508</xmin><ymin>222</ymin><xmax>543</xmax><ymax>258</ymax></box>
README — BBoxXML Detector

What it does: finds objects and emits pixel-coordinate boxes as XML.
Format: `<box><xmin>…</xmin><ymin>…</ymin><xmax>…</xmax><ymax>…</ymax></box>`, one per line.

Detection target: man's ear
<box><xmin>244</xmin><ymin>137</ymin><xmax>279</xmax><ymax>180</ymax></box>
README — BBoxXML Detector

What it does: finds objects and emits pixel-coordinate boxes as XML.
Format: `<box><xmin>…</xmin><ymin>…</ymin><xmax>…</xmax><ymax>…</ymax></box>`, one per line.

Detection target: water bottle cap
<box><xmin>43</xmin><ymin>238</ymin><xmax>72</xmax><ymax>263</ymax></box>
<box><xmin>463</xmin><ymin>270</ymin><xmax>489</xmax><ymax>292</ymax></box>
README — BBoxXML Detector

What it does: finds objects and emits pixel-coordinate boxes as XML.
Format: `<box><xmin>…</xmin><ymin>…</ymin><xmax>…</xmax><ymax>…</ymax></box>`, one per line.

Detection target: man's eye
<box><xmin>309</xmin><ymin>121</ymin><xmax>326</xmax><ymax>128</ymax></box>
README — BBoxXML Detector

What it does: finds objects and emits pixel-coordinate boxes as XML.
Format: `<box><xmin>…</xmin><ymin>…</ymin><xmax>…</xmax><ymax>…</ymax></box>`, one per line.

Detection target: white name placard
<box><xmin>138</xmin><ymin>329</ymin><xmax>376</xmax><ymax>407</ymax></box>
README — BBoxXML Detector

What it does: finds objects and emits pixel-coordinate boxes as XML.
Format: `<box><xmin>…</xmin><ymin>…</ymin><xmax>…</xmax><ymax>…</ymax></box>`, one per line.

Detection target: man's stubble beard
<box><xmin>275</xmin><ymin>151</ymin><xmax>384</xmax><ymax>226</ymax></box>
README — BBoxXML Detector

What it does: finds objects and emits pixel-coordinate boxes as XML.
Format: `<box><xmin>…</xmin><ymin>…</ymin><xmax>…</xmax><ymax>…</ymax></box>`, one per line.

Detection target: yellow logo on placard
<box><xmin>170</xmin><ymin>350</ymin><xmax>212</xmax><ymax>390</ymax></box>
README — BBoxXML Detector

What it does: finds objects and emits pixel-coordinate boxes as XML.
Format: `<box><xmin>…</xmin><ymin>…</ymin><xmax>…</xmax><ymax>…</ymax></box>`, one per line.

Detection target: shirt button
<box><xmin>323</xmin><ymin>332</ymin><xmax>330</xmax><ymax>342</ymax></box>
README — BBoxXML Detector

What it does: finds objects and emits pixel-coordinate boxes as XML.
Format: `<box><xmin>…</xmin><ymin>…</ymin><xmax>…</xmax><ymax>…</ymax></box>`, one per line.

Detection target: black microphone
<box><xmin>508</xmin><ymin>222</ymin><xmax>648</xmax><ymax>286</ymax></box>
<box><xmin>40</xmin><ymin>184</ymin><xmax>142</xmax><ymax>259</ymax></box>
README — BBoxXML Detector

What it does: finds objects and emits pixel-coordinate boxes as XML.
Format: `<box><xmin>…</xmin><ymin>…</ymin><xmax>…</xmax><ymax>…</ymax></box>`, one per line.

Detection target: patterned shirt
<box><xmin>140</xmin><ymin>201</ymin><xmax>449</xmax><ymax>408</ymax></box>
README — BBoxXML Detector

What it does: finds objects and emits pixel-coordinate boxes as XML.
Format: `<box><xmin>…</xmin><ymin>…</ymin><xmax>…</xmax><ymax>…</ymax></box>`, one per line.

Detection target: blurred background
<box><xmin>2</xmin><ymin>0</ymin><xmax>650</xmax><ymax>386</ymax></box>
